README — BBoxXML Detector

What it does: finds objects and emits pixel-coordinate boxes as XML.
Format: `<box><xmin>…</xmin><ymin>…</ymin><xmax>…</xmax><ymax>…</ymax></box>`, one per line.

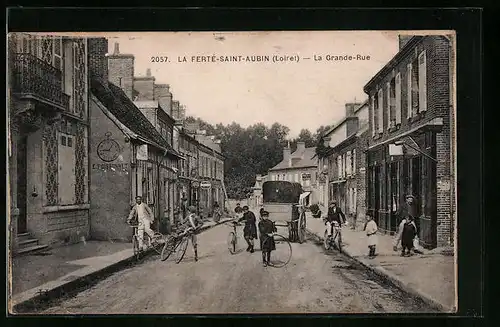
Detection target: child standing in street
<box><xmin>258</xmin><ymin>210</ymin><xmax>277</xmax><ymax>267</ymax></box>
<box><xmin>364</xmin><ymin>212</ymin><xmax>378</xmax><ymax>259</ymax></box>
<box><xmin>401</xmin><ymin>216</ymin><xmax>417</xmax><ymax>257</ymax></box>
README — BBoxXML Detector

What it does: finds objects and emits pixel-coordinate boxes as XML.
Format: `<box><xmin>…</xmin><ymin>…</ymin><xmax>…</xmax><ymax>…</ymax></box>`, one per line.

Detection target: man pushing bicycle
<box><xmin>324</xmin><ymin>201</ymin><xmax>346</xmax><ymax>242</ymax></box>
<box><xmin>181</xmin><ymin>205</ymin><xmax>204</xmax><ymax>262</ymax></box>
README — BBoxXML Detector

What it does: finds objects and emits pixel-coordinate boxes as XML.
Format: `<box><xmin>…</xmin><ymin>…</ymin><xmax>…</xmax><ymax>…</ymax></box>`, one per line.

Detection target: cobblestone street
<box><xmin>40</xmin><ymin>224</ymin><xmax>435</xmax><ymax>314</ymax></box>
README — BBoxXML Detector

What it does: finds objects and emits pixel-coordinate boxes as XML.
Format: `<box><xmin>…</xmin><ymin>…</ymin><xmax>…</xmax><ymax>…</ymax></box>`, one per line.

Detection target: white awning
<box><xmin>299</xmin><ymin>191</ymin><xmax>311</xmax><ymax>201</ymax></box>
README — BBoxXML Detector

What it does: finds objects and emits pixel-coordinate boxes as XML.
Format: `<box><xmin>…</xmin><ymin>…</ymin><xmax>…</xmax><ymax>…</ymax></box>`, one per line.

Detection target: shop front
<box><xmin>367</xmin><ymin>130</ymin><xmax>438</xmax><ymax>249</ymax></box>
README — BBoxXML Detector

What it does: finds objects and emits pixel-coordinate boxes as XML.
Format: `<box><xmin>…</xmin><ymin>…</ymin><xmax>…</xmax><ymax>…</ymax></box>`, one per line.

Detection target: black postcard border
<box><xmin>5</xmin><ymin>7</ymin><xmax>485</xmax><ymax>325</ymax></box>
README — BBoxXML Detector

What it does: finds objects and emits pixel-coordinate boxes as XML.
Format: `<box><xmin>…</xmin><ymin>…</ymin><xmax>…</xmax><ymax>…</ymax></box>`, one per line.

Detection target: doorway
<box><xmin>374</xmin><ymin>165</ymin><xmax>381</xmax><ymax>226</ymax></box>
<box><xmin>17</xmin><ymin>135</ymin><xmax>28</xmax><ymax>234</ymax></box>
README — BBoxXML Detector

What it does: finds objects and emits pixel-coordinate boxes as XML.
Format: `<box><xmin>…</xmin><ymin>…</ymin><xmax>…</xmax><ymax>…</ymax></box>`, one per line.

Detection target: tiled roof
<box><xmin>90</xmin><ymin>77</ymin><xmax>181</xmax><ymax>158</ymax></box>
<box><xmin>270</xmin><ymin>147</ymin><xmax>317</xmax><ymax>171</ymax></box>
<box><xmin>195</xmin><ymin>134</ymin><xmax>222</xmax><ymax>155</ymax></box>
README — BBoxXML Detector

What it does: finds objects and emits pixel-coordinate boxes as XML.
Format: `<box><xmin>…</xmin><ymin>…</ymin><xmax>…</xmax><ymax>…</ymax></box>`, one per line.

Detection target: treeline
<box><xmin>185</xmin><ymin>116</ymin><xmax>332</xmax><ymax>200</ymax></box>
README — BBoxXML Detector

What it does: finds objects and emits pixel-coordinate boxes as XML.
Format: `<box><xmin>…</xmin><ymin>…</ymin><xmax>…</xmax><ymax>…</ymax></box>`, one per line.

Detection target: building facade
<box><xmin>89</xmin><ymin>41</ymin><xmax>181</xmax><ymax>240</ymax></box>
<box><xmin>364</xmin><ymin>35</ymin><xmax>455</xmax><ymax>249</ymax></box>
<box><xmin>195</xmin><ymin>133</ymin><xmax>225</xmax><ymax>216</ymax></box>
<box><xmin>268</xmin><ymin>142</ymin><xmax>318</xmax><ymax>206</ymax></box>
<box><xmin>322</xmin><ymin>103</ymin><xmax>366</xmax><ymax>225</ymax></box>
<box><xmin>8</xmin><ymin>34</ymin><xmax>96</xmax><ymax>252</ymax></box>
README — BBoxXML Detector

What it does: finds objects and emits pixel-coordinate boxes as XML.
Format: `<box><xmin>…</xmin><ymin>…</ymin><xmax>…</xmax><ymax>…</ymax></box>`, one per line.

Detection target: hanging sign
<box><xmin>200</xmin><ymin>181</ymin><xmax>212</xmax><ymax>189</ymax></box>
<box><xmin>136</xmin><ymin>144</ymin><xmax>148</xmax><ymax>160</ymax></box>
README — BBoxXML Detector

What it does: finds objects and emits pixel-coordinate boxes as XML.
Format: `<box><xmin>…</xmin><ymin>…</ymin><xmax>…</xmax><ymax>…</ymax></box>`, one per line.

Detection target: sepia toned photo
<box><xmin>7</xmin><ymin>30</ymin><xmax>457</xmax><ymax>314</ymax></box>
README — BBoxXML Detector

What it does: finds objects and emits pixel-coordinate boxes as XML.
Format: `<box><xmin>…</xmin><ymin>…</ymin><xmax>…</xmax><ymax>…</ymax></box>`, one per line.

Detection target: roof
<box><xmin>323</xmin><ymin>116</ymin><xmax>357</xmax><ymax>138</ymax></box>
<box><xmin>363</xmin><ymin>36</ymin><xmax>424</xmax><ymax>93</ymax></box>
<box><xmin>90</xmin><ymin>77</ymin><xmax>182</xmax><ymax>158</ymax></box>
<box><xmin>133</xmin><ymin>100</ymin><xmax>159</xmax><ymax>109</ymax></box>
<box><xmin>269</xmin><ymin>147</ymin><xmax>317</xmax><ymax>171</ymax></box>
<box><xmin>195</xmin><ymin>134</ymin><xmax>223</xmax><ymax>156</ymax></box>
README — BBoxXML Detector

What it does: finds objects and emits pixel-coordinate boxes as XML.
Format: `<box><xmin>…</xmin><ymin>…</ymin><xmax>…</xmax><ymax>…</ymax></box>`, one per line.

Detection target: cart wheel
<box><xmin>298</xmin><ymin>212</ymin><xmax>306</xmax><ymax>244</ymax></box>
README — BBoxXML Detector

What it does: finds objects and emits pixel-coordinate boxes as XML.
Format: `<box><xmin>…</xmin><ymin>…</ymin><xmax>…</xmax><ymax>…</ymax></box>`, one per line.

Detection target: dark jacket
<box><xmin>397</xmin><ymin>202</ymin><xmax>417</xmax><ymax>221</ymax></box>
<box><xmin>326</xmin><ymin>206</ymin><xmax>346</xmax><ymax>225</ymax></box>
<box><xmin>259</xmin><ymin>219</ymin><xmax>277</xmax><ymax>252</ymax></box>
<box><xmin>238</xmin><ymin>211</ymin><xmax>258</xmax><ymax>239</ymax></box>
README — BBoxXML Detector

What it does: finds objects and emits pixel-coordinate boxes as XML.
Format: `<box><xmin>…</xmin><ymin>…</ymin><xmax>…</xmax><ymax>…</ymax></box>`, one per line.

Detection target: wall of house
<box><xmin>326</xmin><ymin>124</ymin><xmax>347</xmax><ymax>148</ymax></box>
<box><xmin>139</xmin><ymin>107</ymin><xmax>158</xmax><ymax>129</ymax></box>
<box><xmin>89</xmin><ymin>97</ymin><xmax>132</xmax><ymax>241</ymax></box>
<box><xmin>366</xmin><ymin>36</ymin><xmax>453</xmax><ymax>247</ymax></box>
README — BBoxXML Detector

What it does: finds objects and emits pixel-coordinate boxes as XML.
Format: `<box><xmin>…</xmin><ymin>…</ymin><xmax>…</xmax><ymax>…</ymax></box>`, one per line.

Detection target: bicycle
<box><xmin>129</xmin><ymin>225</ymin><xmax>165</xmax><ymax>260</ymax></box>
<box><xmin>261</xmin><ymin>222</ymin><xmax>292</xmax><ymax>268</ymax></box>
<box><xmin>323</xmin><ymin>220</ymin><xmax>343</xmax><ymax>253</ymax></box>
<box><xmin>226</xmin><ymin>221</ymin><xmax>242</xmax><ymax>254</ymax></box>
<box><xmin>160</xmin><ymin>226</ymin><xmax>198</xmax><ymax>264</ymax></box>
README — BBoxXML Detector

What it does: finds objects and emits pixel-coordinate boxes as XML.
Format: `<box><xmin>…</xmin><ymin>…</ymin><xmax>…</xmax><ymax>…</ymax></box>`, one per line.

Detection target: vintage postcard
<box><xmin>7</xmin><ymin>30</ymin><xmax>457</xmax><ymax>314</ymax></box>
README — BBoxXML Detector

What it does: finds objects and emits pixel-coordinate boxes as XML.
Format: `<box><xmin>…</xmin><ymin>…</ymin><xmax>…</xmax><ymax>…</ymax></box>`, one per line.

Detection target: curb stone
<box><xmin>10</xmin><ymin>218</ymin><xmax>233</xmax><ymax>314</ymax></box>
<box><xmin>306</xmin><ymin>228</ymin><xmax>454</xmax><ymax>313</ymax></box>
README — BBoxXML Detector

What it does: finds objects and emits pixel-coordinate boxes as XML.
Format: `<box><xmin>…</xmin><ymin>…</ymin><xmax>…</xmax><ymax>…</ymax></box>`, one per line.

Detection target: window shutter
<box><xmin>337</xmin><ymin>156</ymin><xmax>341</xmax><ymax>179</ymax></box>
<box><xmin>377</xmin><ymin>89</ymin><xmax>383</xmax><ymax>133</ymax></box>
<box><xmin>370</xmin><ymin>96</ymin><xmax>376</xmax><ymax>136</ymax></box>
<box><xmin>407</xmin><ymin>63</ymin><xmax>412</xmax><ymax>119</ymax></box>
<box><xmin>386</xmin><ymin>82</ymin><xmax>391</xmax><ymax>129</ymax></box>
<box><xmin>352</xmin><ymin>149</ymin><xmax>356</xmax><ymax>175</ymax></box>
<box><xmin>418</xmin><ymin>51</ymin><xmax>427</xmax><ymax>112</ymax></box>
<box><xmin>346</xmin><ymin>151</ymin><xmax>351</xmax><ymax>175</ymax></box>
<box><xmin>395</xmin><ymin>73</ymin><xmax>402</xmax><ymax>124</ymax></box>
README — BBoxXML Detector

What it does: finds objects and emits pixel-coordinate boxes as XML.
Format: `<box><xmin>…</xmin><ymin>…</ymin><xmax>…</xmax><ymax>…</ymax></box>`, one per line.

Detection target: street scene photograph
<box><xmin>7</xmin><ymin>30</ymin><xmax>457</xmax><ymax>314</ymax></box>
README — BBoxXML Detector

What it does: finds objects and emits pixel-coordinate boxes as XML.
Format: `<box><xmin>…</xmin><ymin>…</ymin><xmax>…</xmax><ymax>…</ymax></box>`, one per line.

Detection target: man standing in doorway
<box><xmin>127</xmin><ymin>196</ymin><xmax>156</xmax><ymax>251</ymax></box>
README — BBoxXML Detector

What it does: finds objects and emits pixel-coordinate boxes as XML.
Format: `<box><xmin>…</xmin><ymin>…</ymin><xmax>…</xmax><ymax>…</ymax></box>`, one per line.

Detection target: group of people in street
<box><xmin>233</xmin><ymin>203</ymin><xmax>277</xmax><ymax>267</ymax></box>
<box><xmin>127</xmin><ymin>195</ymin><xmax>204</xmax><ymax>261</ymax></box>
<box><xmin>321</xmin><ymin>194</ymin><xmax>423</xmax><ymax>259</ymax></box>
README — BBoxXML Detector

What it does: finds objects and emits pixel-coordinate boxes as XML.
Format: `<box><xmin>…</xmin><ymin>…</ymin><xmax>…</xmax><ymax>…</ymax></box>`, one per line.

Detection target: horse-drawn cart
<box><xmin>262</xmin><ymin>181</ymin><xmax>307</xmax><ymax>243</ymax></box>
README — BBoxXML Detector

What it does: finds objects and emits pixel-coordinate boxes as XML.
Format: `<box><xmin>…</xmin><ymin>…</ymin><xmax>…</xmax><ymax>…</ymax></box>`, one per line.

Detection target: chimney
<box><xmin>154</xmin><ymin>84</ymin><xmax>172</xmax><ymax>115</ymax></box>
<box><xmin>107</xmin><ymin>42</ymin><xmax>135</xmax><ymax>99</ymax></box>
<box><xmin>172</xmin><ymin>100</ymin><xmax>180</xmax><ymax>119</ymax></box>
<box><xmin>398</xmin><ymin>35</ymin><xmax>414</xmax><ymax>50</ymax></box>
<box><xmin>345</xmin><ymin>103</ymin><xmax>356</xmax><ymax>117</ymax></box>
<box><xmin>88</xmin><ymin>38</ymin><xmax>109</xmax><ymax>85</ymax></box>
<box><xmin>283</xmin><ymin>145</ymin><xmax>291</xmax><ymax>167</ymax></box>
<box><xmin>297</xmin><ymin>141</ymin><xmax>306</xmax><ymax>153</ymax></box>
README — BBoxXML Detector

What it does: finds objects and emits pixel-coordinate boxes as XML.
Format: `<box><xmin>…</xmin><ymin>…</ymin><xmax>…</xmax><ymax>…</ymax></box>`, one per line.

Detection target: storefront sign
<box><xmin>136</xmin><ymin>144</ymin><xmax>148</xmax><ymax>160</ymax></box>
<box><xmin>92</xmin><ymin>163</ymin><xmax>129</xmax><ymax>171</ymax></box>
<box><xmin>389</xmin><ymin>144</ymin><xmax>404</xmax><ymax>156</ymax></box>
<box><xmin>359</xmin><ymin>167</ymin><xmax>366</xmax><ymax>173</ymax></box>
<box><xmin>200</xmin><ymin>181</ymin><xmax>212</xmax><ymax>189</ymax></box>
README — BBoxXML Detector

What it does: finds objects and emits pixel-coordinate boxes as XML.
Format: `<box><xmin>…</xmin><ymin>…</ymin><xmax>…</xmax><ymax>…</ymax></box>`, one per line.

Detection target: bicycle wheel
<box><xmin>268</xmin><ymin>234</ymin><xmax>292</xmax><ymax>268</ymax></box>
<box><xmin>150</xmin><ymin>232</ymin><xmax>164</xmax><ymax>255</ymax></box>
<box><xmin>298</xmin><ymin>212</ymin><xmax>306</xmax><ymax>244</ymax></box>
<box><xmin>132</xmin><ymin>236</ymin><xmax>141</xmax><ymax>260</ymax></box>
<box><xmin>335</xmin><ymin>231</ymin><xmax>343</xmax><ymax>253</ymax></box>
<box><xmin>174</xmin><ymin>236</ymin><xmax>189</xmax><ymax>264</ymax></box>
<box><xmin>160</xmin><ymin>236</ymin><xmax>178</xmax><ymax>261</ymax></box>
<box><xmin>227</xmin><ymin>231</ymin><xmax>237</xmax><ymax>254</ymax></box>
<box><xmin>323</xmin><ymin>230</ymin><xmax>331</xmax><ymax>251</ymax></box>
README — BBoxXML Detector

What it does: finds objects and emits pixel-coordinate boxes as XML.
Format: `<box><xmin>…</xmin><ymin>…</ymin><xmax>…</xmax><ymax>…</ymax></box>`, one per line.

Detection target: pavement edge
<box><xmin>10</xmin><ymin>218</ymin><xmax>233</xmax><ymax>314</ymax></box>
<box><xmin>306</xmin><ymin>228</ymin><xmax>453</xmax><ymax>313</ymax></box>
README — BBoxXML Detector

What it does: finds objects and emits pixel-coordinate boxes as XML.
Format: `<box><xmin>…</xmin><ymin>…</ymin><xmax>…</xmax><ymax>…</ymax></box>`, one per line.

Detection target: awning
<box><xmin>299</xmin><ymin>191</ymin><xmax>311</xmax><ymax>202</ymax></box>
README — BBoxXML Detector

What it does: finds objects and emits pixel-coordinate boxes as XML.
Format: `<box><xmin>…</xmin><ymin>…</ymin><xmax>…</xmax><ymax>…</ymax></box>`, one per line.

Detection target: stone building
<box><xmin>268</xmin><ymin>142</ymin><xmax>318</xmax><ymax>206</ymax></box>
<box><xmin>89</xmin><ymin>40</ymin><xmax>181</xmax><ymax>240</ymax></box>
<box><xmin>8</xmin><ymin>34</ymin><xmax>96</xmax><ymax>254</ymax></box>
<box><xmin>195</xmin><ymin>133</ymin><xmax>225</xmax><ymax>216</ymax></box>
<box><xmin>321</xmin><ymin>102</ymin><xmax>366</xmax><ymax>225</ymax></box>
<box><xmin>364</xmin><ymin>35</ymin><xmax>456</xmax><ymax>248</ymax></box>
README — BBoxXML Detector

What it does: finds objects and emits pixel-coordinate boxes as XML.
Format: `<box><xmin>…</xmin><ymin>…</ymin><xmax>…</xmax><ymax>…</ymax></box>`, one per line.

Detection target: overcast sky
<box><xmin>102</xmin><ymin>31</ymin><xmax>400</xmax><ymax>138</ymax></box>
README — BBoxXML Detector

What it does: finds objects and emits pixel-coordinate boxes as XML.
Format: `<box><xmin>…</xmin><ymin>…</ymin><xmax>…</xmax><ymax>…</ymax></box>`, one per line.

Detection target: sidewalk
<box><xmin>306</xmin><ymin>214</ymin><xmax>456</xmax><ymax>312</ymax></box>
<box><xmin>9</xmin><ymin>217</ymin><xmax>232</xmax><ymax>313</ymax></box>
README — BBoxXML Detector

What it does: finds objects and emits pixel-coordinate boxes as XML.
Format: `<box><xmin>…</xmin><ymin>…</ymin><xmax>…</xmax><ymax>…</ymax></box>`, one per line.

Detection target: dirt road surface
<box><xmin>41</xmin><ymin>224</ymin><xmax>435</xmax><ymax>314</ymax></box>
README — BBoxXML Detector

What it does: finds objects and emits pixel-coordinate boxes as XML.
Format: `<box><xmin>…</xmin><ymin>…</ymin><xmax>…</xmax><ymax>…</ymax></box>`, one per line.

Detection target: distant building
<box><xmin>321</xmin><ymin>102</ymin><xmax>367</xmax><ymax>225</ymax></box>
<box><xmin>250</xmin><ymin>174</ymin><xmax>268</xmax><ymax>208</ymax></box>
<box><xmin>268</xmin><ymin>142</ymin><xmax>318</xmax><ymax>206</ymax></box>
